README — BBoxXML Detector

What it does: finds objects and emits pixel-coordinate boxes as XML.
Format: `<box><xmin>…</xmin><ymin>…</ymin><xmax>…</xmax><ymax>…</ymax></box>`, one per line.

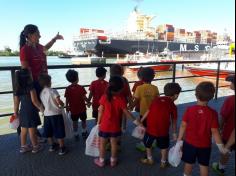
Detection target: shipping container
<box><xmin>92</xmin><ymin>29</ymin><xmax>104</xmax><ymax>33</ymax></box>
<box><xmin>97</xmin><ymin>36</ymin><xmax>108</xmax><ymax>41</ymax></box>
<box><xmin>166</xmin><ymin>24</ymin><xmax>173</xmax><ymax>28</ymax></box>
<box><xmin>166</xmin><ymin>32</ymin><xmax>174</xmax><ymax>36</ymax></box>
<box><xmin>180</xmin><ymin>29</ymin><xmax>185</xmax><ymax>34</ymax></box>
<box><xmin>80</xmin><ymin>28</ymin><xmax>90</xmax><ymax>34</ymax></box>
<box><xmin>195</xmin><ymin>39</ymin><xmax>201</xmax><ymax>43</ymax></box>
<box><xmin>206</xmin><ymin>38</ymin><xmax>212</xmax><ymax>43</ymax></box>
<box><xmin>166</xmin><ymin>28</ymin><xmax>174</xmax><ymax>32</ymax></box>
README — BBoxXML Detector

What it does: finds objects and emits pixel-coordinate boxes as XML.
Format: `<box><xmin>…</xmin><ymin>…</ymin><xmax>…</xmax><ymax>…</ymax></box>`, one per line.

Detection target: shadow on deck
<box><xmin>0</xmin><ymin>97</ymin><xmax>235</xmax><ymax>176</ymax></box>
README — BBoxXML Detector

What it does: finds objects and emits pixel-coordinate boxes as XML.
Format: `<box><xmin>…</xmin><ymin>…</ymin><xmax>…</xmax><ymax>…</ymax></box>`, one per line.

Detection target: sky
<box><xmin>0</xmin><ymin>0</ymin><xmax>235</xmax><ymax>51</ymax></box>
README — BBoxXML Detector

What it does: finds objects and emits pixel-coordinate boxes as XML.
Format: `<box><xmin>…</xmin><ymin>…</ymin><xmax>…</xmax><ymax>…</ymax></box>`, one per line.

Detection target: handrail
<box><xmin>0</xmin><ymin>59</ymin><xmax>234</xmax><ymax>118</ymax></box>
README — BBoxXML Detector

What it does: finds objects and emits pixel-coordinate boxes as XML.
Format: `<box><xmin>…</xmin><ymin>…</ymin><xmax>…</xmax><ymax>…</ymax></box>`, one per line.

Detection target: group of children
<box><xmin>13</xmin><ymin>64</ymin><xmax>235</xmax><ymax>176</ymax></box>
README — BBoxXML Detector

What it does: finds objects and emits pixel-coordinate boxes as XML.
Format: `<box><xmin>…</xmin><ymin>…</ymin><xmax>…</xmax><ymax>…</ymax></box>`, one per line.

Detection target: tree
<box><xmin>4</xmin><ymin>46</ymin><xmax>12</xmax><ymax>53</ymax></box>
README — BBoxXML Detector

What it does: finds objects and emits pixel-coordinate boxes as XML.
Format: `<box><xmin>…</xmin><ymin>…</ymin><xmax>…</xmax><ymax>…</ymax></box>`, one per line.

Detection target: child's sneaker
<box><xmin>140</xmin><ymin>158</ymin><xmax>154</xmax><ymax>165</ymax></box>
<box><xmin>94</xmin><ymin>158</ymin><xmax>105</xmax><ymax>167</ymax></box>
<box><xmin>38</xmin><ymin>137</ymin><xmax>47</xmax><ymax>144</ymax></box>
<box><xmin>74</xmin><ymin>134</ymin><xmax>80</xmax><ymax>141</ymax></box>
<box><xmin>212</xmin><ymin>162</ymin><xmax>225</xmax><ymax>176</ymax></box>
<box><xmin>48</xmin><ymin>143</ymin><xmax>59</xmax><ymax>152</ymax></box>
<box><xmin>19</xmin><ymin>144</ymin><xmax>32</xmax><ymax>153</ymax></box>
<box><xmin>32</xmin><ymin>144</ymin><xmax>43</xmax><ymax>154</ymax></box>
<box><xmin>110</xmin><ymin>158</ymin><xmax>118</xmax><ymax>167</ymax></box>
<box><xmin>160</xmin><ymin>161</ymin><xmax>170</xmax><ymax>169</ymax></box>
<box><xmin>136</xmin><ymin>142</ymin><xmax>146</xmax><ymax>152</ymax></box>
<box><xmin>58</xmin><ymin>147</ymin><xmax>67</xmax><ymax>156</ymax></box>
<box><xmin>82</xmin><ymin>131</ymin><xmax>89</xmax><ymax>140</ymax></box>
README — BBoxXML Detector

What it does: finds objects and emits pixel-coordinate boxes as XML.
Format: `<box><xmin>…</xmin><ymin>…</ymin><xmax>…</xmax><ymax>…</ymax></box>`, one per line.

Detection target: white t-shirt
<box><xmin>40</xmin><ymin>87</ymin><xmax>62</xmax><ymax>116</ymax></box>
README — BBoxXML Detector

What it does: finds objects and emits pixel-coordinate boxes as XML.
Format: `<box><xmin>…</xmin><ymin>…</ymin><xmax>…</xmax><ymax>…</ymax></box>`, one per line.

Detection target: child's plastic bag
<box><xmin>9</xmin><ymin>115</ymin><xmax>20</xmax><ymax>130</ymax></box>
<box><xmin>62</xmin><ymin>109</ymin><xmax>73</xmax><ymax>139</ymax></box>
<box><xmin>132</xmin><ymin>126</ymin><xmax>146</xmax><ymax>140</ymax></box>
<box><xmin>168</xmin><ymin>140</ymin><xmax>183</xmax><ymax>167</ymax></box>
<box><xmin>85</xmin><ymin>125</ymin><xmax>100</xmax><ymax>157</ymax></box>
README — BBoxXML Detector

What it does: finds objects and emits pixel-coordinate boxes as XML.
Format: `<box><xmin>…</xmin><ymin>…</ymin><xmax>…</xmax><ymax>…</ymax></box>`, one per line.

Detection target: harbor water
<box><xmin>0</xmin><ymin>56</ymin><xmax>233</xmax><ymax>134</ymax></box>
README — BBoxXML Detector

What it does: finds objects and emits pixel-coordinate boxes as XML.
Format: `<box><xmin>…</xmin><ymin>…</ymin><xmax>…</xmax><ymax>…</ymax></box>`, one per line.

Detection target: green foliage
<box><xmin>46</xmin><ymin>50</ymin><xmax>65</xmax><ymax>56</ymax></box>
<box><xmin>0</xmin><ymin>47</ymin><xmax>64</xmax><ymax>57</ymax></box>
<box><xmin>0</xmin><ymin>47</ymin><xmax>17</xmax><ymax>56</ymax></box>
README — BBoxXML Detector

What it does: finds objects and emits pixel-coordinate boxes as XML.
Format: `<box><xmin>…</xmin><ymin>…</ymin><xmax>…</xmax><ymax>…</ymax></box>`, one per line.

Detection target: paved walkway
<box><xmin>0</xmin><ymin>97</ymin><xmax>235</xmax><ymax>176</ymax></box>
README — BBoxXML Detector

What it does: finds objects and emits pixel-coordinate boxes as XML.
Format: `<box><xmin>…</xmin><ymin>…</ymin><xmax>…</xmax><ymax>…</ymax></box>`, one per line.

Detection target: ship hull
<box><xmin>74</xmin><ymin>39</ymin><xmax>213</xmax><ymax>57</ymax></box>
<box><xmin>129</xmin><ymin>64</ymin><xmax>172</xmax><ymax>72</ymax></box>
<box><xmin>185</xmin><ymin>66</ymin><xmax>235</xmax><ymax>79</ymax></box>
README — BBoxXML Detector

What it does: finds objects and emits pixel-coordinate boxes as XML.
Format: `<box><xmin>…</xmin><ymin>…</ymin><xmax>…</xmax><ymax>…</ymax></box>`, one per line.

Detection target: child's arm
<box><xmin>140</xmin><ymin>110</ymin><xmax>149</xmax><ymax>123</ymax></box>
<box><xmin>52</xmin><ymin>89</ymin><xmax>64</xmax><ymax>108</ymax></box>
<box><xmin>171</xmin><ymin>118</ymin><xmax>177</xmax><ymax>140</ymax></box>
<box><xmin>211</xmin><ymin>128</ymin><xmax>226</xmax><ymax>154</ymax></box>
<box><xmin>219</xmin><ymin>116</ymin><xmax>226</xmax><ymax>132</ymax></box>
<box><xmin>171</xmin><ymin>106</ymin><xmax>178</xmax><ymax>140</ymax></box>
<box><xmin>84</xmin><ymin>95</ymin><xmax>92</xmax><ymax>107</ymax></box>
<box><xmin>88</xmin><ymin>92</ymin><xmax>93</xmax><ymax>104</ymax></box>
<box><xmin>54</xmin><ymin>96</ymin><xmax>64</xmax><ymax>108</ymax></box>
<box><xmin>128</xmin><ymin>97</ymin><xmax>139</xmax><ymax>110</ymax></box>
<box><xmin>13</xmin><ymin>96</ymin><xmax>20</xmax><ymax>118</ymax></box>
<box><xmin>123</xmin><ymin>109</ymin><xmax>142</xmax><ymax>126</ymax></box>
<box><xmin>177</xmin><ymin>121</ymin><xmax>187</xmax><ymax>141</ymax></box>
<box><xmin>97</xmin><ymin>105</ymin><xmax>104</xmax><ymax>125</ymax></box>
<box><xmin>65</xmin><ymin>98</ymin><xmax>69</xmax><ymax>112</ymax></box>
<box><xmin>30</xmin><ymin>90</ymin><xmax>44</xmax><ymax>112</ymax></box>
<box><xmin>225</xmin><ymin>129</ymin><xmax>235</xmax><ymax>150</ymax></box>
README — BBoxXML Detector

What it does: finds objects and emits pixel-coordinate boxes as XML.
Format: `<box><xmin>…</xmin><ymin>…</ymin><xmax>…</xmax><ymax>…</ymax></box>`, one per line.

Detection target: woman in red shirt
<box><xmin>19</xmin><ymin>24</ymin><xmax>63</xmax><ymax>95</ymax></box>
<box><xmin>94</xmin><ymin>76</ymin><xmax>141</xmax><ymax>168</ymax></box>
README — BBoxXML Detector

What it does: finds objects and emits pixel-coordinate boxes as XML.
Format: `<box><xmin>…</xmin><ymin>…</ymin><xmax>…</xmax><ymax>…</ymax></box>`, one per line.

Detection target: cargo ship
<box><xmin>73</xmin><ymin>7</ymin><xmax>223</xmax><ymax>57</ymax></box>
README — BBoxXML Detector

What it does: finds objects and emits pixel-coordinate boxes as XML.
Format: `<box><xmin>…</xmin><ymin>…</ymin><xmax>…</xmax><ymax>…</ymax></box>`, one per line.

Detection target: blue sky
<box><xmin>0</xmin><ymin>0</ymin><xmax>235</xmax><ymax>51</ymax></box>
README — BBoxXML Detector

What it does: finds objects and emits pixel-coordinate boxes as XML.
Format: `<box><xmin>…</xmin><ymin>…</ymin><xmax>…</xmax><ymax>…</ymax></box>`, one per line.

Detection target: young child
<box><xmin>212</xmin><ymin>74</ymin><xmax>235</xmax><ymax>175</ymax></box>
<box><xmin>65</xmin><ymin>69</ymin><xmax>90</xmax><ymax>140</ymax></box>
<box><xmin>14</xmin><ymin>69</ymin><xmax>44</xmax><ymax>153</ymax></box>
<box><xmin>140</xmin><ymin>83</ymin><xmax>182</xmax><ymax>168</ymax></box>
<box><xmin>110</xmin><ymin>64</ymin><xmax>132</xmax><ymax>132</ymax></box>
<box><xmin>39</xmin><ymin>74</ymin><xmax>67</xmax><ymax>155</ymax></box>
<box><xmin>94</xmin><ymin>76</ymin><xmax>141</xmax><ymax>167</ymax></box>
<box><xmin>132</xmin><ymin>67</ymin><xmax>144</xmax><ymax>112</ymax></box>
<box><xmin>132</xmin><ymin>67</ymin><xmax>160</xmax><ymax>151</ymax></box>
<box><xmin>88</xmin><ymin>67</ymin><xmax>108</xmax><ymax>123</ymax></box>
<box><xmin>177</xmin><ymin>81</ymin><xmax>225</xmax><ymax>176</ymax></box>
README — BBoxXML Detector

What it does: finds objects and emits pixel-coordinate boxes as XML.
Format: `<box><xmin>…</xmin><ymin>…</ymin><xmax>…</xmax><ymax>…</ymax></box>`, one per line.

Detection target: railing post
<box><xmin>11</xmin><ymin>69</ymin><xmax>16</xmax><ymax>99</ymax></box>
<box><xmin>172</xmin><ymin>63</ymin><xmax>176</xmax><ymax>83</ymax></box>
<box><xmin>215</xmin><ymin>61</ymin><xmax>221</xmax><ymax>100</ymax></box>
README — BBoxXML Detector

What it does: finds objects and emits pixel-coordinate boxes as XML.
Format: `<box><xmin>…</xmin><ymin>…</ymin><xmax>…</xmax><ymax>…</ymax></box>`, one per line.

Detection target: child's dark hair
<box><xmin>164</xmin><ymin>82</ymin><xmax>182</xmax><ymax>96</ymax></box>
<box><xmin>15</xmin><ymin>69</ymin><xmax>33</xmax><ymax>94</ymax></box>
<box><xmin>226</xmin><ymin>74</ymin><xmax>235</xmax><ymax>87</ymax></box>
<box><xmin>66</xmin><ymin>69</ymin><xmax>78</xmax><ymax>83</ymax></box>
<box><xmin>195</xmin><ymin>81</ymin><xmax>215</xmax><ymax>102</ymax></box>
<box><xmin>96</xmin><ymin>67</ymin><xmax>107</xmax><ymax>78</ymax></box>
<box><xmin>110</xmin><ymin>64</ymin><xmax>124</xmax><ymax>76</ymax></box>
<box><xmin>141</xmin><ymin>67</ymin><xmax>155</xmax><ymax>83</ymax></box>
<box><xmin>38</xmin><ymin>74</ymin><xmax>51</xmax><ymax>88</ymax></box>
<box><xmin>106</xmin><ymin>76</ymin><xmax>124</xmax><ymax>102</ymax></box>
<box><xmin>20</xmin><ymin>24</ymin><xmax>39</xmax><ymax>49</ymax></box>
<box><xmin>137</xmin><ymin>67</ymin><xmax>143</xmax><ymax>79</ymax></box>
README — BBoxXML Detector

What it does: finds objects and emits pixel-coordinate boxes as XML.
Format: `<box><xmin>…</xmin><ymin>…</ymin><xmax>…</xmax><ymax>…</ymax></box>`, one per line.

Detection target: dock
<box><xmin>0</xmin><ymin>97</ymin><xmax>235</xmax><ymax>176</ymax></box>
